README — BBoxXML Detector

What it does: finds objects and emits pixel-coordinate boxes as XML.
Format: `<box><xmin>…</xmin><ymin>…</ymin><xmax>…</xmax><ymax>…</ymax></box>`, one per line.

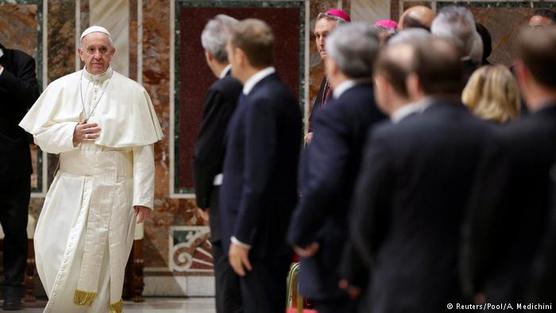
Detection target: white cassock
<box><xmin>19</xmin><ymin>67</ymin><xmax>163</xmax><ymax>313</ymax></box>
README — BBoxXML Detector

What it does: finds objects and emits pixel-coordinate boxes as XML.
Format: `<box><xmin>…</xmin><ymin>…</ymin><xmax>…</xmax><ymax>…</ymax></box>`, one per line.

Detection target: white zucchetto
<box><xmin>80</xmin><ymin>25</ymin><xmax>112</xmax><ymax>41</ymax></box>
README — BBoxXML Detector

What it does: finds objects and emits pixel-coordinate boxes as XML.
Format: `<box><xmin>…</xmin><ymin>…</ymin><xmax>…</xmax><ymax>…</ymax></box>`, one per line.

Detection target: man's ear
<box><xmin>513</xmin><ymin>60</ymin><xmax>529</xmax><ymax>88</ymax></box>
<box><xmin>77</xmin><ymin>48</ymin><xmax>85</xmax><ymax>63</ymax></box>
<box><xmin>205</xmin><ymin>51</ymin><xmax>214</xmax><ymax>63</ymax></box>
<box><xmin>235</xmin><ymin>47</ymin><xmax>246</xmax><ymax>66</ymax></box>
<box><xmin>324</xmin><ymin>56</ymin><xmax>339</xmax><ymax>81</ymax></box>
<box><xmin>331</xmin><ymin>58</ymin><xmax>341</xmax><ymax>76</ymax></box>
<box><xmin>406</xmin><ymin>72</ymin><xmax>423</xmax><ymax>101</ymax></box>
<box><xmin>374</xmin><ymin>74</ymin><xmax>393</xmax><ymax>115</ymax></box>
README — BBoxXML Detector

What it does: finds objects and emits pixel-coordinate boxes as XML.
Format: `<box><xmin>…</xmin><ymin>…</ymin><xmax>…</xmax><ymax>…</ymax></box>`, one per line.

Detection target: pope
<box><xmin>19</xmin><ymin>25</ymin><xmax>163</xmax><ymax>313</ymax></box>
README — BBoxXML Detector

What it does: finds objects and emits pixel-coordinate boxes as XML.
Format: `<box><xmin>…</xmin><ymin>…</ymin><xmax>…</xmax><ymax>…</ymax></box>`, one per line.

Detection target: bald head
<box><xmin>399</xmin><ymin>6</ymin><xmax>435</xmax><ymax>31</ymax></box>
<box><xmin>528</xmin><ymin>9</ymin><xmax>556</xmax><ymax>27</ymax></box>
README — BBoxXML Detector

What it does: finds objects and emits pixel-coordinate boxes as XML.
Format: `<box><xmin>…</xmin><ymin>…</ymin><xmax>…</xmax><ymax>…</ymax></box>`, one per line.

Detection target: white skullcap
<box><xmin>80</xmin><ymin>25</ymin><xmax>111</xmax><ymax>41</ymax></box>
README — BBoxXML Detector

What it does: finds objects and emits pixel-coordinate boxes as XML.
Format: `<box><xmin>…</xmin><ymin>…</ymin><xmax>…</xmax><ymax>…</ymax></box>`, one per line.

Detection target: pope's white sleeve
<box><xmin>132</xmin><ymin>144</ymin><xmax>155</xmax><ymax>210</ymax></box>
<box><xmin>33</xmin><ymin>122</ymin><xmax>79</xmax><ymax>154</ymax></box>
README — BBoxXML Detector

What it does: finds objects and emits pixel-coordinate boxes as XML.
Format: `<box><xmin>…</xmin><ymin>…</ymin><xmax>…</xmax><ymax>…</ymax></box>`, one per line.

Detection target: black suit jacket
<box><xmin>219</xmin><ymin>72</ymin><xmax>302</xmax><ymax>259</ymax></box>
<box><xmin>288</xmin><ymin>83</ymin><xmax>386</xmax><ymax>300</ymax></box>
<box><xmin>527</xmin><ymin>173</ymin><xmax>556</xmax><ymax>301</ymax></box>
<box><xmin>349</xmin><ymin>99</ymin><xmax>491</xmax><ymax>313</ymax></box>
<box><xmin>463</xmin><ymin>104</ymin><xmax>556</xmax><ymax>303</ymax></box>
<box><xmin>462</xmin><ymin>59</ymin><xmax>478</xmax><ymax>85</ymax></box>
<box><xmin>0</xmin><ymin>43</ymin><xmax>39</xmax><ymax>182</ymax></box>
<box><xmin>193</xmin><ymin>72</ymin><xmax>242</xmax><ymax>241</ymax></box>
<box><xmin>308</xmin><ymin>78</ymin><xmax>329</xmax><ymax>132</ymax></box>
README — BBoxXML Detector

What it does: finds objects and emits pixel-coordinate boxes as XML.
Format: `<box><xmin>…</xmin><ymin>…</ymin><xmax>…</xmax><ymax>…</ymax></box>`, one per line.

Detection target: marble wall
<box><xmin>0</xmin><ymin>3</ymin><xmax>39</xmax><ymax>56</ymax></box>
<box><xmin>467</xmin><ymin>2</ymin><xmax>556</xmax><ymax>66</ymax></box>
<box><xmin>352</xmin><ymin>0</ymin><xmax>390</xmax><ymax>24</ymax></box>
<box><xmin>175</xmin><ymin>2</ymin><xmax>304</xmax><ymax>194</ymax></box>
<box><xmin>90</xmin><ymin>0</ymin><xmax>130</xmax><ymax>75</ymax></box>
<box><xmin>395</xmin><ymin>1</ymin><xmax>556</xmax><ymax>66</ymax></box>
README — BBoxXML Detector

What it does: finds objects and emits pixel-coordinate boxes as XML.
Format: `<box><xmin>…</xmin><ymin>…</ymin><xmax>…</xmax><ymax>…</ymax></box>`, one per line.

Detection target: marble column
<box><xmin>351</xmin><ymin>0</ymin><xmax>390</xmax><ymax>23</ymax></box>
<box><xmin>89</xmin><ymin>0</ymin><xmax>130</xmax><ymax>76</ymax></box>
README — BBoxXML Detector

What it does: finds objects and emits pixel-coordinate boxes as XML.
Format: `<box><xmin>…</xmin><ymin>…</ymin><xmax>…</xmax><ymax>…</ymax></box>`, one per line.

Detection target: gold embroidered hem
<box><xmin>74</xmin><ymin>289</ymin><xmax>97</xmax><ymax>306</ymax></box>
<box><xmin>110</xmin><ymin>300</ymin><xmax>123</xmax><ymax>313</ymax></box>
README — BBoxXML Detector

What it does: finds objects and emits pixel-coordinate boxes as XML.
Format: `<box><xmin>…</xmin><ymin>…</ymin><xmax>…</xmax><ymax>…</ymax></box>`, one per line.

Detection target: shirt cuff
<box><xmin>231</xmin><ymin>236</ymin><xmax>251</xmax><ymax>249</ymax></box>
<box><xmin>132</xmin><ymin>202</ymin><xmax>154</xmax><ymax>210</ymax></box>
<box><xmin>213</xmin><ymin>173</ymin><xmax>223</xmax><ymax>186</ymax></box>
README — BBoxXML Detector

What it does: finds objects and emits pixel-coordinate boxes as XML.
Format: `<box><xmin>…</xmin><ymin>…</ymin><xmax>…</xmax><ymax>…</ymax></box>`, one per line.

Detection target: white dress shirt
<box><xmin>242</xmin><ymin>66</ymin><xmax>276</xmax><ymax>95</ymax></box>
<box><xmin>332</xmin><ymin>79</ymin><xmax>357</xmax><ymax>99</ymax></box>
<box><xmin>0</xmin><ymin>48</ymin><xmax>4</xmax><ymax>76</ymax></box>
<box><xmin>219</xmin><ymin>64</ymin><xmax>232</xmax><ymax>79</ymax></box>
<box><xmin>391</xmin><ymin>97</ymin><xmax>433</xmax><ymax>124</ymax></box>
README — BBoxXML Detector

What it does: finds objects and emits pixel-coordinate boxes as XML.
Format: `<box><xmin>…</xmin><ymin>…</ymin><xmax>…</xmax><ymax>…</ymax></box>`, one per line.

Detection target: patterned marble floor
<box><xmin>18</xmin><ymin>297</ymin><xmax>216</xmax><ymax>313</ymax></box>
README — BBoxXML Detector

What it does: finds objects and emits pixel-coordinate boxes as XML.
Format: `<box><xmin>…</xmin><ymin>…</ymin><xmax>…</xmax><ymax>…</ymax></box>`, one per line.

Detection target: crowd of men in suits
<box><xmin>193</xmin><ymin>6</ymin><xmax>556</xmax><ymax>313</ymax></box>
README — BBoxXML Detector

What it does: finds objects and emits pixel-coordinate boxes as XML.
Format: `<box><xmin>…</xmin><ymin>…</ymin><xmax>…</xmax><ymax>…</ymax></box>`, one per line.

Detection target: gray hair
<box><xmin>431</xmin><ymin>6</ymin><xmax>481</xmax><ymax>58</ymax></box>
<box><xmin>201</xmin><ymin>14</ymin><xmax>238</xmax><ymax>63</ymax></box>
<box><xmin>374</xmin><ymin>25</ymin><xmax>397</xmax><ymax>38</ymax></box>
<box><xmin>469</xmin><ymin>31</ymin><xmax>483</xmax><ymax>64</ymax></box>
<box><xmin>388</xmin><ymin>28</ymin><xmax>431</xmax><ymax>46</ymax></box>
<box><xmin>317</xmin><ymin>12</ymin><xmax>349</xmax><ymax>26</ymax></box>
<box><xmin>325</xmin><ymin>23</ymin><xmax>379</xmax><ymax>79</ymax></box>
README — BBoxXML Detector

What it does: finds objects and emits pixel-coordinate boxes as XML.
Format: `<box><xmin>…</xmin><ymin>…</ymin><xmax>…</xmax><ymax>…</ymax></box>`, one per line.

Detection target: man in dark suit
<box><xmin>338</xmin><ymin>39</ymin><xmax>434</xmax><ymax>310</ymax></box>
<box><xmin>305</xmin><ymin>8</ymin><xmax>350</xmax><ymax>143</ymax></box>
<box><xmin>462</xmin><ymin>26</ymin><xmax>556</xmax><ymax>307</ymax></box>
<box><xmin>287</xmin><ymin>23</ymin><xmax>385</xmax><ymax>313</ymax></box>
<box><xmin>220</xmin><ymin>19</ymin><xmax>302</xmax><ymax>313</ymax></box>
<box><xmin>0</xmin><ymin>42</ymin><xmax>39</xmax><ymax>310</ymax></box>
<box><xmin>193</xmin><ymin>15</ymin><xmax>242</xmax><ymax>313</ymax></box>
<box><xmin>348</xmin><ymin>38</ymin><xmax>491</xmax><ymax>313</ymax></box>
<box><xmin>431</xmin><ymin>6</ymin><xmax>482</xmax><ymax>82</ymax></box>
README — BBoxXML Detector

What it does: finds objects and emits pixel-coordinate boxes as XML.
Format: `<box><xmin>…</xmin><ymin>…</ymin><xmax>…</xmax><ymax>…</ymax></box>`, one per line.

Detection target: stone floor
<box><xmin>15</xmin><ymin>297</ymin><xmax>216</xmax><ymax>313</ymax></box>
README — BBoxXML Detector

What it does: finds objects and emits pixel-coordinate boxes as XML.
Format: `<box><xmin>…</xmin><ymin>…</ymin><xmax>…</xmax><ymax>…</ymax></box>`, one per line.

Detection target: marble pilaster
<box><xmin>351</xmin><ymin>0</ymin><xmax>390</xmax><ymax>23</ymax></box>
<box><xmin>0</xmin><ymin>3</ymin><xmax>38</xmax><ymax>56</ymax></box>
<box><xmin>47</xmin><ymin>0</ymin><xmax>75</xmax><ymax>82</ymax></box>
<box><xmin>129</xmin><ymin>0</ymin><xmax>138</xmax><ymax>81</ymax></box>
<box><xmin>90</xmin><ymin>0</ymin><xmax>130</xmax><ymax>76</ymax></box>
<box><xmin>142</xmin><ymin>0</ymin><xmax>198</xmax><ymax>269</ymax></box>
